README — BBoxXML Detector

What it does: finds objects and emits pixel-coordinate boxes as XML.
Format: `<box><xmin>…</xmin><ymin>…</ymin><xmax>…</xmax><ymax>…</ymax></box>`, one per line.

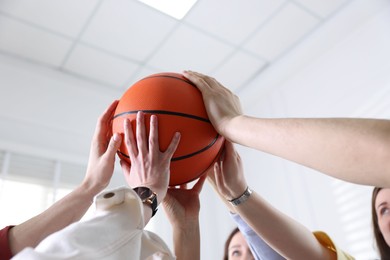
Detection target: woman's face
<box><xmin>228</xmin><ymin>231</ymin><xmax>254</xmax><ymax>260</ymax></box>
<box><xmin>375</xmin><ymin>188</ymin><xmax>390</xmax><ymax>246</ymax></box>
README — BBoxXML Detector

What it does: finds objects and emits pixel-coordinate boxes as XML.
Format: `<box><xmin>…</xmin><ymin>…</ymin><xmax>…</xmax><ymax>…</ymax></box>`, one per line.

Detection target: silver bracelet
<box><xmin>228</xmin><ymin>187</ymin><xmax>252</xmax><ymax>206</ymax></box>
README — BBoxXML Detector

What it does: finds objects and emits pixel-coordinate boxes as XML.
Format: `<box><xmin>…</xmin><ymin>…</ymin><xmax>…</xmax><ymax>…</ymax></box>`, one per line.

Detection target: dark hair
<box><xmin>372</xmin><ymin>187</ymin><xmax>390</xmax><ymax>259</ymax></box>
<box><xmin>223</xmin><ymin>227</ymin><xmax>240</xmax><ymax>260</ymax></box>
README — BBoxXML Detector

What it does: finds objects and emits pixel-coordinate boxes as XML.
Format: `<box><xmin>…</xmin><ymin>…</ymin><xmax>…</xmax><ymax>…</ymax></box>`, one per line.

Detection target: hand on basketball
<box><xmin>120</xmin><ymin>111</ymin><xmax>181</xmax><ymax>204</ymax></box>
<box><xmin>207</xmin><ymin>141</ymin><xmax>247</xmax><ymax>201</ymax></box>
<box><xmin>162</xmin><ymin>175</ymin><xmax>206</xmax><ymax>228</ymax></box>
<box><xmin>183</xmin><ymin>70</ymin><xmax>243</xmax><ymax>138</ymax></box>
<box><xmin>83</xmin><ymin>100</ymin><xmax>123</xmax><ymax>195</ymax></box>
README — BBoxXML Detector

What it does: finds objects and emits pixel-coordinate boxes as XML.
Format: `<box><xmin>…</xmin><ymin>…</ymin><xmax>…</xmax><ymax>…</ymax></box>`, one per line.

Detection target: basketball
<box><xmin>112</xmin><ymin>72</ymin><xmax>224</xmax><ymax>186</ymax></box>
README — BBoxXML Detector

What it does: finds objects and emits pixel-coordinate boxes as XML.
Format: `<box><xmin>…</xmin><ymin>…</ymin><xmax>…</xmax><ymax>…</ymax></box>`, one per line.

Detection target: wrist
<box><xmin>133</xmin><ymin>187</ymin><xmax>158</xmax><ymax>218</ymax></box>
<box><xmin>74</xmin><ymin>183</ymin><xmax>100</xmax><ymax>203</ymax></box>
<box><xmin>79</xmin><ymin>177</ymin><xmax>108</xmax><ymax>197</ymax></box>
<box><xmin>173</xmin><ymin>219</ymin><xmax>200</xmax><ymax>237</ymax></box>
<box><xmin>222</xmin><ymin>115</ymin><xmax>245</xmax><ymax>141</ymax></box>
<box><xmin>172</xmin><ymin>216</ymin><xmax>199</xmax><ymax>230</ymax></box>
<box><xmin>228</xmin><ymin>186</ymin><xmax>252</xmax><ymax>206</ymax></box>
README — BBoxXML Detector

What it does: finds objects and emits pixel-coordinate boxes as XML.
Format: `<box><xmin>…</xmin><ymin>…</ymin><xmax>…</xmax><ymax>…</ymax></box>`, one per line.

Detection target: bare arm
<box><xmin>183</xmin><ymin>71</ymin><xmax>390</xmax><ymax>188</ymax></box>
<box><xmin>208</xmin><ymin>141</ymin><xmax>336</xmax><ymax>260</ymax></box>
<box><xmin>227</xmin><ymin>116</ymin><xmax>390</xmax><ymax>187</ymax></box>
<box><xmin>162</xmin><ymin>176</ymin><xmax>206</xmax><ymax>260</ymax></box>
<box><xmin>9</xmin><ymin>100</ymin><xmax>123</xmax><ymax>254</ymax></box>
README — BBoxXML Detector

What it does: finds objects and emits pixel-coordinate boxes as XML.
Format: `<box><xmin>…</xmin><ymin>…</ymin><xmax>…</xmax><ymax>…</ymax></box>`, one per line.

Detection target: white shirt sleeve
<box><xmin>12</xmin><ymin>187</ymin><xmax>175</xmax><ymax>260</ymax></box>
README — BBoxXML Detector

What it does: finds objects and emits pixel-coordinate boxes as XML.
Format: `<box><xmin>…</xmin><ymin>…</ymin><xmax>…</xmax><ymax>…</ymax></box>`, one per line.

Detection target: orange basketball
<box><xmin>112</xmin><ymin>72</ymin><xmax>224</xmax><ymax>186</ymax></box>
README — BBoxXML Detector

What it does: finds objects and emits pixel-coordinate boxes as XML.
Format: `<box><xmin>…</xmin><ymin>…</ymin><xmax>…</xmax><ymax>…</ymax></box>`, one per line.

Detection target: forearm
<box><xmin>234</xmin><ymin>192</ymin><xmax>335</xmax><ymax>260</ymax></box>
<box><xmin>172</xmin><ymin>219</ymin><xmax>200</xmax><ymax>260</ymax></box>
<box><xmin>9</xmin><ymin>184</ymin><xmax>97</xmax><ymax>254</ymax></box>
<box><xmin>226</xmin><ymin>116</ymin><xmax>390</xmax><ymax>187</ymax></box>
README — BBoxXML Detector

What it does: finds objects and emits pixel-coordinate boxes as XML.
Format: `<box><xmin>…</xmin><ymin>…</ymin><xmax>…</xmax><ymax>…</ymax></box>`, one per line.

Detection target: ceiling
<box><xmin>0</xmin><ymin>0</ymin><xmax>351</xmax><ymax>93</ymax></box>
<box><xmin>2</xmin><ymin>0</ymin><xmax>388</xmax><ymax>174</ymax></box>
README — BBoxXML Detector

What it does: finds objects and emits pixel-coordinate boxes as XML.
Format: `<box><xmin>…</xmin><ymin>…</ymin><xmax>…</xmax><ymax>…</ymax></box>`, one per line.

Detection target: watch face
<box><xmin>133</xmin><ymin>186</ymin><xmax>158</xmax><ymax>217</ymax></box>
<box><xmin>134</xmin><ymin>187</ymin><xmax>156</xmax><ymax>205</ymax></box>
<box><xmin>136</xmin><ymin>187</ymin><xmax>152</xmax><ymax>199</ymax></box>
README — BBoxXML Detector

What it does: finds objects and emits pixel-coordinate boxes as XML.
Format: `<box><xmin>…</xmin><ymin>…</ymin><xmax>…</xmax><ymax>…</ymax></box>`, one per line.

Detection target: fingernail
<box><xmin>113</xmin><ymin>133</ymin><xmax>120</xmax><ymax>141</ymax></box>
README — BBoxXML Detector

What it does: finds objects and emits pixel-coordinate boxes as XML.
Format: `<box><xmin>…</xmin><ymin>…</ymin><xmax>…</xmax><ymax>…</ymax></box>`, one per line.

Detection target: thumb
<box><xmin>105</xmin><ymin>133</ymin><xmax>122</xmax><ymax>160</ymax></box>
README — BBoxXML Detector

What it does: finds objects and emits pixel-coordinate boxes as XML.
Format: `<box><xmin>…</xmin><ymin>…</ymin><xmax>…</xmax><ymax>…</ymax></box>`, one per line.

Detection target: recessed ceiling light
<box><xmin>137</xmin><ymin>0</ymin><xmax>198</xmax><ymax>20</ymax></box>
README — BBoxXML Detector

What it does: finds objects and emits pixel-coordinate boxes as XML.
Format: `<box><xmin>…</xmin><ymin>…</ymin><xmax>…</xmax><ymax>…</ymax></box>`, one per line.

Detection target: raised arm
<box><xmin>162</xmin><ymin>176</ymin><xmax>206</xmax><ymax>260</ymax></box>
<box><xmin>119</xmin><ymin>111</ymin><xmax>181</xmax><ymax>224</ymax></box>
<box><xmin>208</xmin><ymin>141</ymin><xmax>336</xmax><ymax>260</ymax></box>
<box><xmin>183</xmin><ymin>71</ymin><xmax>390</xmax><ymax>188</ymax></box>
<box><xmin>8</xmin><ymin>100</ymin><xmax>123</xmax><ymax>255</ymax></box>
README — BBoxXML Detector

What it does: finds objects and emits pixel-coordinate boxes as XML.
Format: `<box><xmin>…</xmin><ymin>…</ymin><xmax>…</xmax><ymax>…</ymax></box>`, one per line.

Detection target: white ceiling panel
<box><xmin>295</xmin><ymin>0</ymin><xmax>350</xmax><ymax>18</ymax></box>
<box><xmin>244</xmin><ymin>2</ymin><xmax>320</xmax><ymax>61</ymax></box>
<box><xmin>0</xmin><ymin>0</ymin><xmax>99</xmax><ymax>37</ymax></box>
<box><xmin>80</xmin><ymin>0</ymin><xmax>177</xmax><ymax>61</ymax></box>
<box><xmin>0</xmin><ymin>16</ymin><xmax>72</xmax><ymax>66</ymax></box>
<box><xmin>147</xmin><ymin>24</ymin><xmax>234</xmax><ymax>73</ymax></box>
<box><xmin>212</xmin><ymin>51</ymin><xmax>267</xmax><ymax>92</ymax></box>
<box><xmin>183</xmin><ymin>0</ymin><xmax>285</xmax><ymax>46</ymax></box>
<box><xmin>64</xmin><ymin>44</ymin><xmax>139</xmax><ymax>88</ymax></box>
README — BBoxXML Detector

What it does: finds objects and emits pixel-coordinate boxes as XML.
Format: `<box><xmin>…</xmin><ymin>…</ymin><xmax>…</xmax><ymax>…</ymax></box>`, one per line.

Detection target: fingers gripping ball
<box><xmin>112</xmin><ymin>72</ymin><xmax>225</xmax><ymax>186</ymax></box>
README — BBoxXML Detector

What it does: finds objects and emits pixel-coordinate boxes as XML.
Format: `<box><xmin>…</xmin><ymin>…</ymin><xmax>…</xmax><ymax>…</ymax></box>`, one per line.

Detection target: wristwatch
<box><xmin>228</xmin><ymin>186</ymin><xmax>252</xmax><ymax>206</ymax></box>
<box><xmin>133</xmin><ymin>187</ymin><xmax>158</xmax><ymax>217</ymax></box>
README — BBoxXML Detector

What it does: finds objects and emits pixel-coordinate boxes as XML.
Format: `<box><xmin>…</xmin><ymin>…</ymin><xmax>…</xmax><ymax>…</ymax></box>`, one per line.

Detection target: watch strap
<box><xmin>133</xmin><ymin>187</ymin><xmax>158</xmax><ymax>217</ymax></box>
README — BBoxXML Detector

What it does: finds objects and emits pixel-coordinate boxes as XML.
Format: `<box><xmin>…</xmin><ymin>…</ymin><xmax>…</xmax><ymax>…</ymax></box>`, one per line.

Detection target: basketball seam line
<box><xmin>118</xmin><ymin>134</ymin><xmax>220</xmax><ymax>161</ymax></box>
<box><xmin>113</xmin><ymin>110</ymin><xmax>210</xmax><ymax>123</ymax></box>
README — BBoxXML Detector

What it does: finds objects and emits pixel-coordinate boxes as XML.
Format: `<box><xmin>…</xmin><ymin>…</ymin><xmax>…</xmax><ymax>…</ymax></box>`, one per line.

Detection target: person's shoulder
<box><xmin>313</xmin><ymin>231</ymin><xmax>355</xmax><ymax>260</ymax></box>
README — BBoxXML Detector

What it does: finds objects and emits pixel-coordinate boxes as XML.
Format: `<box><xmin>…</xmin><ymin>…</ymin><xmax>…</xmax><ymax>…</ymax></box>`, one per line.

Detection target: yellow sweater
<box><xmin>313</xmin><ymin>231</ymin><xmax>355</xmax><ymax>260</ymax></box>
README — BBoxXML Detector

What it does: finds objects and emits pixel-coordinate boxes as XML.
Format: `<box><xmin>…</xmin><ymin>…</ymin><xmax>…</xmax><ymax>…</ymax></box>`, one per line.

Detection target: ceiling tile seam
<box><xmin>208</xmin><ymin>1</ymin><xmax>291</xmax><ymax>89</ymax></box>
<box><xmin>180</xmin><ymin>20</ymin><xmax>245</xmax><ymax>52</ymax></box>
<box><xmin>70</xmin><ymin>41</ymin><xmax>142</xmax><ymax>65</ymax></box>
<box><xmin>176</xmin><ymin>21</ymin><xmax>269</xmax><ymax>75</ymax></box>
<box><xmin>119</xmin><ymin>21</ymin><xmax>185</xmax><ymax>90</ymax></box>
<box><xmin>0</xmin><ymin>49</ymin><xmax>125</xmax><ymax>93</ymax></box>
<box><xmin>289</xmin><ymin>0</ymin><xmax>324</xmax><ymax>19</ymax></box>
<box><xmin>235</xmin><ymin>0</ymin><xmax>357</xmax><ymax>99</ymax></box>
<box><xmin>0</xmin><ymin>50</ymin><xmax>125</xmax><ymax>95</ymax></box>
<box><xmin>206</xmin><ymin>1</ymin><xmax>295</xmax><ymax>77</ymax></box>
<box><xmin>263</xmin><ymin>0</ymin><xmax>355</xmax><ymax>75</ymax></box>
<box><xmin>59</xmin><ymin>0</ymin><xmax>104</xmax><ymax>69</ymax></box>
<box><xmin>0</xmin><ymin>11</ymin><xmax>74</xmax><ymax>41</ymax></box>
<box><xmin>133</xmin><ymin>0</ymin><xmax>184</xmax><ymax>23</ymax></box>
<box><xmin>234</xmin><ymin>23</ymin><xmax>324</xmax><ymax>97</ymax></box>
<box><xmin>235</xmin><ymin>63</ymin><xmax>270</xmax><ymax>94</ymax></box>
<box><xmin>0</xmin><ymin>6</ymin><xmax>144</xmax><ymax>73</ymax></box>
<box><xmin>208</xmin><ymin>47</ymin><xmax>269</xmax><ymax>76</ymax></box>
<box><xmin>240</xmin><ymin>0</ymin><xmax>289</xmax><ymax>39</ymax></box>
<box><xmin>0</xmin><ymin>49</ymin><xmax>64</xmax><ymax>72</ymax></box>
<box><xmin>181</xmin><ymin>0</ymin><xmax>200</xmax><ymax>20</ymax></box>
